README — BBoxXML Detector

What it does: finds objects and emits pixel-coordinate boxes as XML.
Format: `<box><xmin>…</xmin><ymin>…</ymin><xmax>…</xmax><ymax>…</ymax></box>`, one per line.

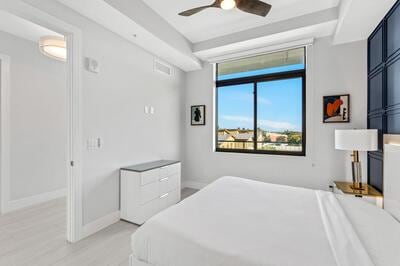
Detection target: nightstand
<box><xmin>332</xmin><ymin>181</ymin><xmax>383</xmax><ymax>208</ymax></box>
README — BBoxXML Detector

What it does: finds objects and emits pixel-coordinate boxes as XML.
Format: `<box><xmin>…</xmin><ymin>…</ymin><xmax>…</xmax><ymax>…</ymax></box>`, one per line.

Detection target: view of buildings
<box><xmin>218</xmin><ymin>128</ymin><xmax>302</xmax><ymax>152</ymax></box>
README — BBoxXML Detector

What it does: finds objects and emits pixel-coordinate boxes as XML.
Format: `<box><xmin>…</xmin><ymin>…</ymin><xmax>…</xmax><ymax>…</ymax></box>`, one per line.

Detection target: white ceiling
<box><xmin>48</xmin><ymin>0</ymin><xmax>397</xmax><ymax>71</ymax></box>
<box><xmin>334</xmin><ymin>0</ymin><xmax>397</xmax><ymax>44</ymax></box>
<box><xmin>143</xmin><ymin>0</ymin><xmax>340</xmax><ymax>43</ymax></box>
<box><xmin>0</xmin><ymin>10</ymin><xmax>62</xmax><ymax>43</ymax></box>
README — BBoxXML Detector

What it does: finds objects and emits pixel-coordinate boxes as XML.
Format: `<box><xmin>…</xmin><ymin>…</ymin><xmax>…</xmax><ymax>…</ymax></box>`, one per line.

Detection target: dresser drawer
<box><xmin>168</xmin><ymin>189</ymin><xmax>180</xmax><ymax>205</ymax></box>
<box><xmin>159</xmin><ymin>163</ymin><xmax>179</xmax><ymax>178</ymax></box>
<box><xmin>140</xmin><ymin>198</ymin><xmax>160</xmax><ymax>223</ymax></box>
<box><xmin>140</xmin><ymin>181</ymin><xmax>159</xmax><ymax>205</ymax></box>
<box><xmin>159</xmin><ymin>174</ymin><xmax>180</xmax><ymax>195</ymax></box>
<box><xmin>168</xmin><ymin>174</ymin><xmax>179</xmax><ymax>191</ymax></box>
<box><xmin>141</xmin><ymin>169</ymin><xmax>160</xmax><ymax>186</ymax></box>
<box><xmin>159</xmin><ymin>176</ymin><xmax>170</xmax><ymax>195</ymax></box>
<box><xmin>159</xmin><ymin>189</ymin><xmax>180</xmax><ymax>210</ymax></box>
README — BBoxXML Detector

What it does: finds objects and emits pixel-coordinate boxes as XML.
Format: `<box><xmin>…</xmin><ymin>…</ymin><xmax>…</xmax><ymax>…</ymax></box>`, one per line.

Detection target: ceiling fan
<box><xmin>178</xmin><ymin>0</ymin><xmax>272</xmax><ymax>17</ymax></box>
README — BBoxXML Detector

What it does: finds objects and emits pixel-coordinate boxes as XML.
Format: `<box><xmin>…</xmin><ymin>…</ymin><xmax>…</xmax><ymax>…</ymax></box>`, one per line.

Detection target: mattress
<box><xmin>131</xmin><ymin>176</ymin><xmax>400</xmax><ymax>266</ymax></box>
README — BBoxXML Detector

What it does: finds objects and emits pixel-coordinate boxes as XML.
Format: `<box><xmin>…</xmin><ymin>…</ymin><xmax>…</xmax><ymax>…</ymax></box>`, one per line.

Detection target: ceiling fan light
<box><xmin>220</xmin><ymin>0</ymin><xmax>236</xmax><ymax>10</ymax></box>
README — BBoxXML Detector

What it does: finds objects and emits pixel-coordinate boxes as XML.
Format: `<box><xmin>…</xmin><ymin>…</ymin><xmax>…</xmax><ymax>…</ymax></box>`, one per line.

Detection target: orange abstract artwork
<box><xmin>323</xmin><ymin>95</ymin><xmax>350</xmax><ymax>123</ymax></box>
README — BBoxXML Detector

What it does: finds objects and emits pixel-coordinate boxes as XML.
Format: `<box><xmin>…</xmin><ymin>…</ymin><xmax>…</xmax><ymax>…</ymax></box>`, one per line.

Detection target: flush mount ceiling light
<box><xmin>178</xmin><ymin>0</ymin><xmax>271</xmax><ymax>17</ymax></box>
<box><xmin>39</xmin><ymin>36</ymin><xmax>67</xmax><ymax>62</ymax></box>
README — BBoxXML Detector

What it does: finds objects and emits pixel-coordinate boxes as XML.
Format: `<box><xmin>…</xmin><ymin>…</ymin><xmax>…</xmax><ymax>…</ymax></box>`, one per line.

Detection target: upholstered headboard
<box><xmin>384</xmin><ymin>135</ymin><xmax>400</xmax><ymax>222</ymax></box>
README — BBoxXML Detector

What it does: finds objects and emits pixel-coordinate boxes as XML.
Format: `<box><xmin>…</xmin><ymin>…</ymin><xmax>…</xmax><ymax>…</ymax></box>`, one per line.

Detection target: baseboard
<box><xmin>182</xmin><ymin>180</ymin><xmax>208</xmax><ymax>190</ymax></box>
<box><xmin>3</xmin><ymin>188</ymin><xmax>66</xmax><ymax>213</ymax></box>
<box><xmin>130</xmin><ymin>254</ymin><xmax>153</xmax><ymax>266</ymax></box>
<box><xmin>82</xmin><ymin>210</ymin><xmax>120</xmax><ymax>239</ymax></box>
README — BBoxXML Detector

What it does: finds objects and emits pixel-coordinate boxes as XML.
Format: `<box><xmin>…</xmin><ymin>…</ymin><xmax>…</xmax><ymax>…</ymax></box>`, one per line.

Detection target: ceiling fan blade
<box><xmin>236</xmin><ymin>0</ymin><xmax>272</xmax><ymax>17</ymax></box>
<box><xmin>179</xmin><ymin>1</ymin><xmax>219</xmax><ymax>16</ymax></box>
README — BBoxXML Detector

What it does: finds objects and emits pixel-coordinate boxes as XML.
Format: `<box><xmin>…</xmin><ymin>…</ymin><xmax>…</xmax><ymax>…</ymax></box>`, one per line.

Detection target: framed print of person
<box><xmin>191</xmin><ymin>105</ymin><xmax>205</xmax><ymax>126</ymax></box>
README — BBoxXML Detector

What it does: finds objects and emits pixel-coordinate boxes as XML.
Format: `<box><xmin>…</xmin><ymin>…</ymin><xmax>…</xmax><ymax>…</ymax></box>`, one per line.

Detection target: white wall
<box><xmin>24</xmin><ymin>0</ymin><xmax>186</xmax><ymax>225</ymax></box>
<box><xmin>183</xmin><ymin>37</ymin><xmax>368</xmax><ymax>190</ymax></box>
<box><xmin>0</xmin><ymin>31</ymin><xmax>67</xmax><ymax>201</ymax></box>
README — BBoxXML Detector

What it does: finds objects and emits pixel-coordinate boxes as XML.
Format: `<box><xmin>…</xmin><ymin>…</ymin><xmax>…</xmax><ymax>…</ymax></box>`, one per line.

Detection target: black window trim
<box><xmin>215</xmin><ymin>59</ymin><xmax>306</xmax><ymax>156</ymax></box>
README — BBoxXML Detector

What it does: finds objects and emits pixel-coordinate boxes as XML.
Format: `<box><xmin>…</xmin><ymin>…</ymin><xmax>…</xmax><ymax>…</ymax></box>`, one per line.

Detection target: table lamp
<box><xmin>335</xmin><ymin>129</ymin><xmax>378</xmax><ymax>190</ymax></box>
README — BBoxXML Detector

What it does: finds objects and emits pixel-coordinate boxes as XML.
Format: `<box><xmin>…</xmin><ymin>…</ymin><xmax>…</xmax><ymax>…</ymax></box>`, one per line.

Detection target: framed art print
<box><xmin>191</xmin><ymin>105</ymin><xmax>205</xmax><ymax>126</ymax></box>
<box><xmin>323</xmin><ymin>94</ymin><xmax>350</xmax><ymax>123</ymax></box>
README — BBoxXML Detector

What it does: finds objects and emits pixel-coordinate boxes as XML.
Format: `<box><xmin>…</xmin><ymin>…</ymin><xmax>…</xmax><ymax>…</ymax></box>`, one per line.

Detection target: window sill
<box><xmin>215</xmin><ymin>148</ymin><xmax>305</xmax><ymax>157</ymax></box>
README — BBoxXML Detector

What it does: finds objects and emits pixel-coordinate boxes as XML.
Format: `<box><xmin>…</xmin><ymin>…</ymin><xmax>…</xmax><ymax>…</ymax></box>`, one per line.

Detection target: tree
<box><xmin>288</xmin><ymin>134</ymin><xmax>302</xmax><ymax>145</ymax></box>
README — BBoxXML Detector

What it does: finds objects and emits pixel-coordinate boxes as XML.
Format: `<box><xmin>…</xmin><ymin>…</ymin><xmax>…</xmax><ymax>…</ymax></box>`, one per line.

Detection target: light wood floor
<box><xmin>0</xmin><ymin>188</ymin><xmax>198</xmax><ymax>266</ymax></box>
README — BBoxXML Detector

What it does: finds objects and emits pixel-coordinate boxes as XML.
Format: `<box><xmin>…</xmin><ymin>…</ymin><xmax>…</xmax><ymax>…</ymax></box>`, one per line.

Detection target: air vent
<box><xmin>154</xmin><ymin>59</ymin><xmax>173</xmax><ymax>76</ymax></box>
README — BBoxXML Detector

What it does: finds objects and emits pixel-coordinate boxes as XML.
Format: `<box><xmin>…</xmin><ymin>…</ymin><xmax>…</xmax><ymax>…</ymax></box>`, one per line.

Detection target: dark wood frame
<box><xmin>215</xmin><ymin>51</ymin><xmax>307</xmax><ymax>156</ymax></box>
<box><xmin>191</xmin><ymin>105</ymin><xmax>206</xmax><ymax>126</ymax></box>
<box><xmin>322</xmin><ymin>94</ymin><xmax>351</xmax><ymax>123</ymax></box>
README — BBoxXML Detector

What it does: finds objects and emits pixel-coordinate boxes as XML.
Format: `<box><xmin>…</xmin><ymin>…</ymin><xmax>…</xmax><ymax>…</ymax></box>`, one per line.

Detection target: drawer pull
<box><xmin>160</xmin><ymin>177</ymin><xmax>169</xmax><ymax>182</ymax></box>
<box><xmin>160</xmin><ymin>193</ymin><xmax>169</xmax><ymax>199</ymax></box>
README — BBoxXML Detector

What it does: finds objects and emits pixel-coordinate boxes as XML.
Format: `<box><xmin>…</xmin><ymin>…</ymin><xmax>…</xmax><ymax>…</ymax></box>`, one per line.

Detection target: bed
<box><xmin>129</xmin><ymin>139</ymin><xmax>400</xmax><ymax>266</ymax></box>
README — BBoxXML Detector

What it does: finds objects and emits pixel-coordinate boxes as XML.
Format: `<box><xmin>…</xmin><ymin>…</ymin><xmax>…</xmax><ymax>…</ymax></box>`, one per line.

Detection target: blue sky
<box><xmin>218</xmin><ymin>64</ymin><xmax>303</xmax><ymax>132</ymax></box>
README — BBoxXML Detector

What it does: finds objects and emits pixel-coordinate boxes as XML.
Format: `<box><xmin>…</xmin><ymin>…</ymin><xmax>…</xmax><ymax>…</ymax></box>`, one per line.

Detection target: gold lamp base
<box><xmin>351</xmin><ymin>151</ymin><xmax>364</xmax><ymax>191</ymax></box>
<box><xmin>350</xmin><ymin>184</ymin><xmax>366</xmax><ymax>191</ymax></box>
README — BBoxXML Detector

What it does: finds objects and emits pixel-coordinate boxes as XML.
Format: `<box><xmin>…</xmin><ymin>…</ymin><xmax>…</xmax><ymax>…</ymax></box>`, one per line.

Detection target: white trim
<box><xmin>0</xmin><ymin>1</ymin><xmax>83</xmax><ymax>242</ymax></box>
<box><xmin>207</xmin><ymin>38</ymin><xmax>314</xmax><ymax>63</ymax></box>
<box><xmin>305</xmin><ymin>44</ymin><xmax>316</xmax><ymax>164</ymax></box>
<box><xmin>211</xmin><ymin>42</ymin><xmax>315</xmax><ymax>162</ymax></box>
<box><xmin>3</xmin><ymin>188</ymin><xmax>66</xmax><ymax>213</ymax></box>
<box><xmin>130</xmin><ymin>255</ymin><xmax>153</xmax><ymax>266</ymax></box>
<box><xmin>0</xmin><ymin>54</ymin><xmax>10</xmax><ymax>214</ymax></box>
<box><xmin>81</xmin><ymin>211</ymin><xmax>121</xmax><ymax>239</ymax></box>
<box><xmin>182</xmin><ymin>180</ymin><xmax>208</xmax><ymax>190</ymax></box>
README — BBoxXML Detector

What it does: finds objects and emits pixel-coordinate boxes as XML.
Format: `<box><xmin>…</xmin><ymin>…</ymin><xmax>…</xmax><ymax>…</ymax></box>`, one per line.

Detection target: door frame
<box><xmin>0</xmin><ymin>0</ymin><xmax>83</xmax><ymax>243</ymax></box>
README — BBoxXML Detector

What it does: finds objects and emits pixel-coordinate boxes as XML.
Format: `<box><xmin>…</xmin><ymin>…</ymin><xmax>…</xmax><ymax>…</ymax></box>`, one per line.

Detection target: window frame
<box><xmin>215</xmin><ymin>53</ymin><xmax>306</xmax><ymax>156</ymax></box>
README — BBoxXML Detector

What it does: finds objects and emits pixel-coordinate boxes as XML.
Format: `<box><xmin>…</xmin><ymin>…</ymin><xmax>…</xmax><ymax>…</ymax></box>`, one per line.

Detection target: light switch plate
<box><xmin>87</xmin><ymin>138</ymin><xmax>102</xmax><ymax>150</ymax></box>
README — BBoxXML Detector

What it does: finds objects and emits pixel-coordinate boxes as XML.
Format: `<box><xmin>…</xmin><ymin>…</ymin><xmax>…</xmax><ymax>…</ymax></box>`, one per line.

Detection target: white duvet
<box><xmin>131</xmin><ymin>176</ymin><xmax>400</xmax><ymax>266</ymax></box>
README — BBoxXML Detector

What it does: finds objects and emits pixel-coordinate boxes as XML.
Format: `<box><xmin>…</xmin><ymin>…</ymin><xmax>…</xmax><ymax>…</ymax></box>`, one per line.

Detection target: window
<box><xmin>216</xmin><ymin>47</ymin><xmax>306</xmax><ymax>156</ymax></box>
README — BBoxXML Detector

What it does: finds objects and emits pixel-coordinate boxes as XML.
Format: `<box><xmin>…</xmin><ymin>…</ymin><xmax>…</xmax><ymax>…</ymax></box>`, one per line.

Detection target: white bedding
<box><xmin>131</xmin><ymin>176</ymin><xmax>400</xmax><ymax>266</ymax></box>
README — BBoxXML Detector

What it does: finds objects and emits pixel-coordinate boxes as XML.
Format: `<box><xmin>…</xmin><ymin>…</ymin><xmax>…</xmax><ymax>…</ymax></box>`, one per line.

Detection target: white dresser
<box><xmin>120</xmin><ymin>160</ymin><xmax>181</xmax><ymax>225</ymax></box>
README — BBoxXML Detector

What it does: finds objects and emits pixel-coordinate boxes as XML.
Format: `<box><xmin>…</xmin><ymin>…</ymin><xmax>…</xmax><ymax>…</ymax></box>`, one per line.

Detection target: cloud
<box><xmin>222</xmin><ymin>115</ymin><xmax>252</xmax><ymax>124</ymax></box>
<box><xmin>258</xmin><ymin>97</ymin><xmax>271</xmax><ymax>105</ymax></box>
<box><xmin>258</xmin><ymin>120</ymin><xmax>297</xmax><ymax>130</ymax></box>
<box><xmin>221</xmin><ymin>115</ymin><xmax>297</xmax><ymax>130</ymax></box>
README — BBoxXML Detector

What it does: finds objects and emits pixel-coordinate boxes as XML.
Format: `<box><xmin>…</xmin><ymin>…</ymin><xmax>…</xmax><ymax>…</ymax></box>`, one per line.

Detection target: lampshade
<box><xmin>335</xmin><ymin>129</ymin><xmax>378</xmax><ymax>151</ymax></box>
<box><xmin>39</xmin><ymin>36</ymin><xmax>66</xmax><ymax>62</ymax></box>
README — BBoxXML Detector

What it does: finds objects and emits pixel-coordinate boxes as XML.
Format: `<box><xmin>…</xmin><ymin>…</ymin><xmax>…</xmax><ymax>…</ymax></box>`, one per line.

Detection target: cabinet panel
<box><xmin>141</xmin><ymin>169</ymin><xmax>160</xmax><ymax>186</ymax></box>
<box><xmin>368</xmin><ymin>115</ymin><xmax>385</xmax><ymax>151</ymax></box>
<box><xmin>120</xmin><ymin>162</ymin><xmax>181</xmax><ymax>225</ymax></box>
<box><xmin>140</xmin><ymin>182</ymin><xmax>159</xmax><ymax>205</ymax></box>
<box><xmin>140</xmin><ymin>199</ymin><xmax>160</xmax><ymax>223</ymax></box>
<box><xmin>387</xmin><ymin>58</ymin><xmax>400</xmax><ymax>108</ymax></box>
<box><xmin>387</xmin><ymin>3</ymin><xmax>400</xmax><ymax>58</ymax></box>
<box><xmin>368</xmin><ymin>154</ymin><xmax>383</xmax><ymax>192</ymax></box>
<box><xmin>368</xmin><ymin>71</ymin><xmax>384</xmax><ymax>112</ymax></box>
<box><xmin>369</xmin><ymin>26</ymin><xmax>383</xmax><ymax>72</ymax></box>
<box><xmin>387</xmin><ymin>111</ymin><xmax>400</xmax><ymax>133</ymax></box>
